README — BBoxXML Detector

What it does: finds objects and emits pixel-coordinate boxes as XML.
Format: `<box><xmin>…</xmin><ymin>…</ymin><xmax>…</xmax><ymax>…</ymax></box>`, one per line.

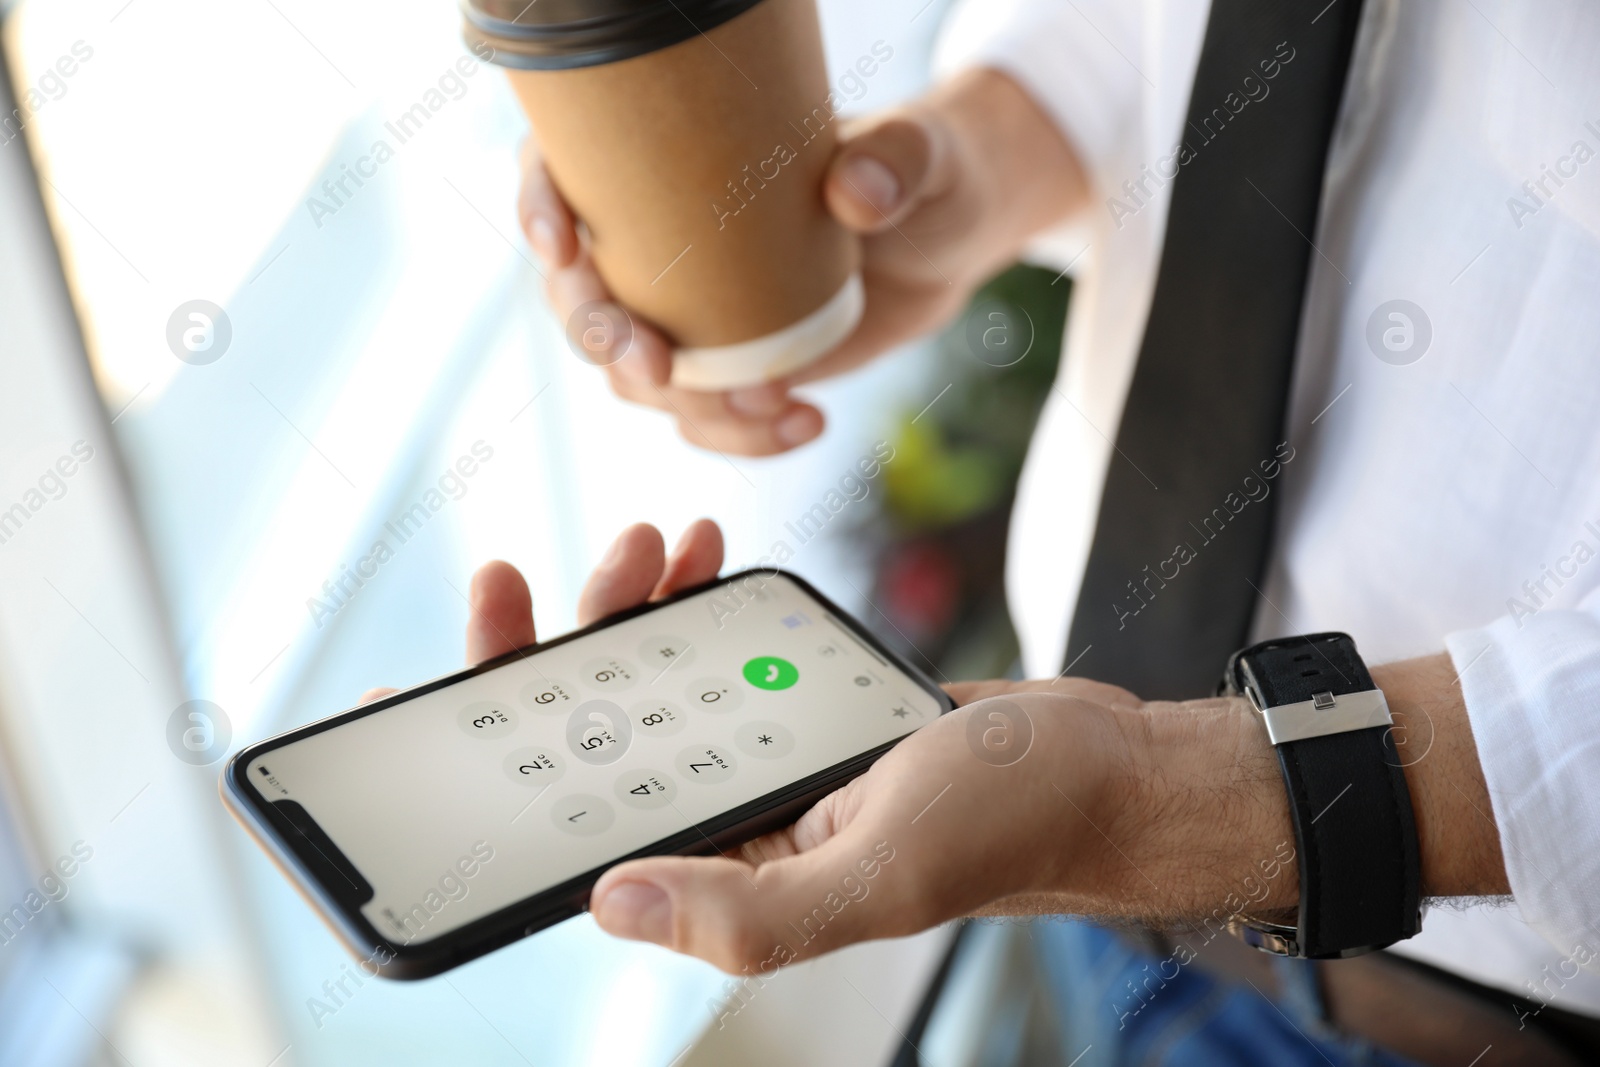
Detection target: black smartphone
<box><xmin>222</xmin><ymin>568</ymin><xmax>952</xmax><ymax>979</ymax></box>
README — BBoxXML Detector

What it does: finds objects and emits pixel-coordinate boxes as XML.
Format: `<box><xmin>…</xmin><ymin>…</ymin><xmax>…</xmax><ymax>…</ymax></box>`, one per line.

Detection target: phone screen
<box><xmin>241</xmin><ymin>573</ymin><xmax>942</xmax><ymax>947</ymax></box>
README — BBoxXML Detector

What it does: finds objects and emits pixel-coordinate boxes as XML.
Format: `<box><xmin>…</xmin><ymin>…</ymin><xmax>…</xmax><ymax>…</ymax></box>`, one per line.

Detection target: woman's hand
<box><xmin>518</xmin><ymin>68</ymin><xmax>1087</xmax><ymax>456</ymax></box>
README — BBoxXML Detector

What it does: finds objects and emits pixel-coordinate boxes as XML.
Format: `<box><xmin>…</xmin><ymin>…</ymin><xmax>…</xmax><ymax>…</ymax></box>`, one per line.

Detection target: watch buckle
<box><xmin>1229</xmin><ymin>918</ymin><xmax>1299</xmax><ymax>957</ymax></box>
<box><xmin>1255</xmin><ymin>688</ymin><xmax>1393</xmax><ymax>745</ymax></box>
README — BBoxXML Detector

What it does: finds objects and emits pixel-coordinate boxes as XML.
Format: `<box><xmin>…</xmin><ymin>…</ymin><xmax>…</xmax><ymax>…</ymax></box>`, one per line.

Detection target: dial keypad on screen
<box><xmin>581</xmin><ymin>656</ymin><xmax>639</xmax><ymax>692</ymax></box>
<box><xmin>502</xmin><ymin>747</ymin><xmax>566</xmax><ymax>789</ymax></box>
<box><xmin>458</xmin><ymin>701</ymin><xmax>517</xmax><ymax>739</ymax></box>
<box><xmin>614</xmin><ymin>769</ymin><xmax>678</xmax><ymax>810</ymax></box>
<box><xmin>551</xmin><ymin>794</ymin><xmax>614</xmax><ymax>836</ymax></box>
<box><xmin>520</xmin><ymin>677</ymin><xmax>579</xmax><ymax>714</ymax></box>
<box><xmin>566</xmin><ymin>700</ymin><xmax>632</xmax><ymax>765</ymax></box>
<box><xmin>310</xmin><ymin>572</ymin><xmax>945</xmax><ymax>944</ymax></box>
<box><xmin>444</xmin><ymin>584</ymin><xmax>924</xmax><ymax>858</ymax></box>
<box><xmin>630</xmin><ymin>699</ymin><xmax>687</xmax><ymax>738</ymax></box>
<box><xmin>675</xmin><ymin>744</ymin><xmax>738</xmax><ymax>784</ymax></box>
<box><xmin>735</xmin><ymin>720</ymin><xmax>794</xmax><ymax>760</ymax></box>
<box><xmin>685</xmin><ymin>677</ymin><xmax>743</xmax><ymax>714</ymax></box>
<box><xmin>636</xmin><ymin>635</ymin><xmax>697</xmax><ymax>677</ymax></box>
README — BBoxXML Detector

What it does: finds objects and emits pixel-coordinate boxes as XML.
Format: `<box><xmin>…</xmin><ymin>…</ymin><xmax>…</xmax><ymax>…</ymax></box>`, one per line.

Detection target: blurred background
<box><xmin>0</xmin><ymin>0</ymin><xmax>1069</xmax><ymax>1062</ymax></box>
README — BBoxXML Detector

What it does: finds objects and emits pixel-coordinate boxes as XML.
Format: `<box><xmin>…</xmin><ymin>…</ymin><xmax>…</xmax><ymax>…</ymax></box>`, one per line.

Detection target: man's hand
<box><xmin>588</xmin><ymin>676</ymin><xmax>1305</xmax><ymax>974</ymax></box>
<box><xmin>518</xmin><ymin>68</ymin><xmax>1087</xmax><ymax>456</ymax></box>
<box><xmin>356</xmin><ymin>520</ymin><xmax>1284</xmax><ymax>972</ymax></box>
<box><xmin>360</xmin><ymin>520</ymin><xmax>1216</xmax><ymax>974</ymax></box>
<box><xmin>357</xmin><ymin>518</ymin><xmax>726</xmax><ymax>706</ymax></box>
<box><xmin>585</xmin><ymin>657</ymin><xmax>1513</xmax><ymax>977</ymax></box>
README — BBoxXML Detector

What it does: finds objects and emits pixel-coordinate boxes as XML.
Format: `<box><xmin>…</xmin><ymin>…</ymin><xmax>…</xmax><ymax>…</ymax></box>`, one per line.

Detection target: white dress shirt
<box><xmin>936</xmin><ymin>0</ymin><xmax>1600</xmax><ymax>1014</ymax></box>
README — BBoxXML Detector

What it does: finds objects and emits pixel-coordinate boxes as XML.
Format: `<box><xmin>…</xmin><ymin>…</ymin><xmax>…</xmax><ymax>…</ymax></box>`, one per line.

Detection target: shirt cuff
<box><xmin>1446</xmin><ymin>600</ymin><xmax>1600</xmax><ymax>972</ymax></box>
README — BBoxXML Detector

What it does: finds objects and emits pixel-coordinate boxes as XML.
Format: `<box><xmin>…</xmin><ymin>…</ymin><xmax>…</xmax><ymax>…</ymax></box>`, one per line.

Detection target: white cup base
<box><xmin>669</xmin><ymin>273</ymin><xmax>864</xmax><ymax>391</ymax></box>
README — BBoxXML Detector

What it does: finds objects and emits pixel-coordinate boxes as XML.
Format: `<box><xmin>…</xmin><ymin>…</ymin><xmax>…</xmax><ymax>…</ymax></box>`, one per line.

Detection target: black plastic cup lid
<box><xmin>463</xmin><ymin>0</ymin><xmax>770</xmax><ymax>71</ymax></box>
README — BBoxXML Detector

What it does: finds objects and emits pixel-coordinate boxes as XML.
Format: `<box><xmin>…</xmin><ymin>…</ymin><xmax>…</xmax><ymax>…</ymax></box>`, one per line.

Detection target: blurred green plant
<box><xmin>883</xmin><ymin>266</ymin><xmax>1068</xmax><ymax>530</ymax></box>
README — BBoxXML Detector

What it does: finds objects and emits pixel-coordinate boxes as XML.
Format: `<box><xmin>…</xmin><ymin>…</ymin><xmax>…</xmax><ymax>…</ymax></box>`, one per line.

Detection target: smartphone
<box><xmin>222</xmin><ymin>569</ymin><xmax>952</xmax><ymax>979</ymax></box>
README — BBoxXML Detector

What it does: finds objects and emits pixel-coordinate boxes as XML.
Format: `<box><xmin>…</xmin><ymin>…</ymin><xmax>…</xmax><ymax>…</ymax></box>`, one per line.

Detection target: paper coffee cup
<box><xmin>467</xmin><ymin>0</ymin><xmax>863</xmax><ymax>390</ymax></box>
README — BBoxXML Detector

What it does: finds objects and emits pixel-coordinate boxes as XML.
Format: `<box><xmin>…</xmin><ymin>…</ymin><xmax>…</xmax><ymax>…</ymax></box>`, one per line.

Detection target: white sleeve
<box><xmin>931</xmin><ymin>0</ymin><xmax>1143</xmax><ymax>189</ymax></box>
<box><xmin>929</xmin><ymin>0</ymin><xmax>1145</xmax><ymax>271</ymax></box>
<box><xmin>1446</xmin><ymin>588</ymin><xmax>1600</xmax><ymax>970</ymax></box>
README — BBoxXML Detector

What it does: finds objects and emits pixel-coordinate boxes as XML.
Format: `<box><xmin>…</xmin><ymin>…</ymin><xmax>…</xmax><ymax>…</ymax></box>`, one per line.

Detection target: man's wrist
<box><xmin>1100</xmin><ymin>652</ymin><xmax>1509</xmax><ymax>932</ymax></box>
<box><xmin>926</xmin><ymin>67</ymin><xmax>1087</xmax><ymax>276</ymax></box>
<box><xmin>1369</xmin><ymin>654</ymin><xmax>1508</xmax><ymax>899</ymax></box>
<box><xmin>1104</xmin><ymin>693</ymin><xmax>1300</xmax><ymax>923</ymax></box>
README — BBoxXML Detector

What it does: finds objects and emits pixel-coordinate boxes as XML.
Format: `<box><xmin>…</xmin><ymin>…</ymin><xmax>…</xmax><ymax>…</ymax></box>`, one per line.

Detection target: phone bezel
<box><xmin>221</xmin><ymin>567</ymin><xmax>954</xmax><ymax>979</ymax></box>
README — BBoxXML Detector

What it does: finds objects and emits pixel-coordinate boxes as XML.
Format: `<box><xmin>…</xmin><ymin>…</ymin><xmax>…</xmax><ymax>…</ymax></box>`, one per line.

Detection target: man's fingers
<box><xmin>466</xmin><ymin>560</ymin><xmax>537</xmax><ymax>664</ymax></box>
<box><xmin>358</xmin><ymin>687</ymin><xmax>399</xmax><ymax>705</ymax></box>
<box><xmin>590</xmin><ymin>827</ymin><xmax>915</xmax><ymax>974</ymax></box>
<box><xmin>577</xmin><ymin>524</ymin><xmax>667</xmax><ymax>627</ymax></box>
<box><xmin>652</xmin><ymin>518</ymin><xmax>725</xmax><ymax>599</ymax></box>
<box><xmin>825</xmin><ymin>114</ymin><xmax>948</xmax><ymax>232</ymax></box>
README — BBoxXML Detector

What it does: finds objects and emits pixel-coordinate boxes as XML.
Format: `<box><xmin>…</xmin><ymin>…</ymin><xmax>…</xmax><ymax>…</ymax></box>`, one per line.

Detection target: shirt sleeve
<box><xmin>931</xmin><ymin>0</ymin><xmax>1143</xmax><ymax>203</ymax></box>
<box><xmin>929</xmin><ymin>0</ymin><xmax>1144</xmax><ymax>271</ymax></box>
<box><xmin>1446</xmin><ymin>588</ymin><xmax>1600</xmax><ymax>970</ymax></box>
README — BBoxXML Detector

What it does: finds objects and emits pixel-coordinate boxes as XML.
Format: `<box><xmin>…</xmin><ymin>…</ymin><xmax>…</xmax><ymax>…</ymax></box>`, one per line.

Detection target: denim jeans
<box><xmin>1029</xmin><ymin>920</ymin><xmax>1424</xmax><ymax>1067</ymax></box>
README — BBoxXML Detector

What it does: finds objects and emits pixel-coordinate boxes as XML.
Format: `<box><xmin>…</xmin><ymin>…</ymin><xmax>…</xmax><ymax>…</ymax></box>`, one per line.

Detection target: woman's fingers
<box><xmin>466</xmin><ymin>560</ymin><xmax>538</xmax><ymax>664</ymax></box>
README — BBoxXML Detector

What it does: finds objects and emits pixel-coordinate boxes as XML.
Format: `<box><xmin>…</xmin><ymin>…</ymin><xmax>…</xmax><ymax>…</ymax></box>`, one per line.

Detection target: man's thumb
<box><xmin>590</xmin><ymin>835</ymin><xmax>910</xmax><ymax>974</ymax></box>
<box><xmin>825</xmin><ymin>114</ymin><xmax>948</xmax><ymax>233</ymax></box>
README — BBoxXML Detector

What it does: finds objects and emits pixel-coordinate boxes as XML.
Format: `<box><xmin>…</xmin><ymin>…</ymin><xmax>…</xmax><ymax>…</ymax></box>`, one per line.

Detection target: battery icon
<box><xmin>258</xmin><ymin>766</ymin><xmax>271</xmax><ymax>776</ymax></box>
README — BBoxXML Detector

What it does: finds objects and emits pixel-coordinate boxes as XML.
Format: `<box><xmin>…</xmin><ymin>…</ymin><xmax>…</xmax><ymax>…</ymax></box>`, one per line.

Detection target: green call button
<box><xmin>743</xmin><ymin>656</ymin><xmax>799</xmax><ymax>691</ymax></box>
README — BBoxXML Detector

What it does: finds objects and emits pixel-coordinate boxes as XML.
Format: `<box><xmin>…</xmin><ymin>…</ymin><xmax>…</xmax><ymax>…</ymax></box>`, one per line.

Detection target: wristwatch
<box><xmin>1220</xmin><ymin>632</ymin><xmax>1423</xmax><ymax>959</ymax></box>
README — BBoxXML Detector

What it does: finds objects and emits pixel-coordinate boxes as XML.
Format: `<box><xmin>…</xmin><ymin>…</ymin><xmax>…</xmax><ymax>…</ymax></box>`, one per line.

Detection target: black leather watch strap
<box><xmin>1224</xmin><ymin>633</ymin><xmax>1423</xmax><ymax>958</ymax></box>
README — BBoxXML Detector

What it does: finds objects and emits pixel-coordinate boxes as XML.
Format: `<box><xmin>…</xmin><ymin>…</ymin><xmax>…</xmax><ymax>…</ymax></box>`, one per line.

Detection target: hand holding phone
<box><xmin>223</xmin><ymin>521</ymin><xmax>952</xmax><ymax>977</ymax></box>
<box><xmin>227</xmin><ymin>520</ymin><xmax>1148</xmax><ymax>980</ymax></box>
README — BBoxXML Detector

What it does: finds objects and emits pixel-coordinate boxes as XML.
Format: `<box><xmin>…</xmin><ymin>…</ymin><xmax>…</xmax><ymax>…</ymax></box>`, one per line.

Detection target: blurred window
<box><xmin>6</xmin><ymin>0</ymin><xmax>950</xmax><ymax>1062</ymax></box>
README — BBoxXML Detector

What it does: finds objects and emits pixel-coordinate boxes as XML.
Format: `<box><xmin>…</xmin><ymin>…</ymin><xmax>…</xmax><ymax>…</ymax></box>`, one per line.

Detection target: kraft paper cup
<box><xmin>468</xmin><ymin>0</ymin><xmax>863</xmax><ymax>390</ymax></box>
